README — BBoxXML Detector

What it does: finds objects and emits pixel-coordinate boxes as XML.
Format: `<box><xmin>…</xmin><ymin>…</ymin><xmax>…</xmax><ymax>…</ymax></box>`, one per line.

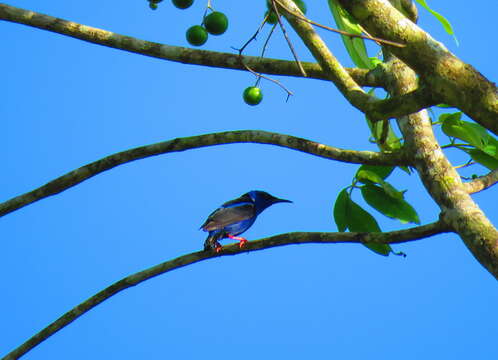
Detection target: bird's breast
<box><xmin>222</xmin><ymin>217</ymin><xmax>256</xmax><ymax>236</ymax></box>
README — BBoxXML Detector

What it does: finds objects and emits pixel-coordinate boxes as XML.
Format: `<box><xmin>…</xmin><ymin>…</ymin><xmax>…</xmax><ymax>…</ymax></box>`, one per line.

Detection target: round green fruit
<box><xmin>204</xmin><ymin>12</ymin><xmax>228</xmax><ymax>35</ymax></box>
<box><xmin>243</xmin><ymin>86</ymin><xmax>263</xmax><ymax>106</ymax></box>
<box><xmin>265</xmin><ymin>10</ymin><xmax>279</xmax><ymax>25</ymax></box>
<box><xmin>172</xmin><ymin>0</ymin><xmax>193</xmax><ymax>9</ymax></box>
<box><xmin>186</xmin><ymin>25</ymin><xmax>208</xmax><ymax>46</ymax></box>
<box><xmin>149</xmin><ymin>2</ymin><xmax>158</xmax><ymax>10</ymax></box>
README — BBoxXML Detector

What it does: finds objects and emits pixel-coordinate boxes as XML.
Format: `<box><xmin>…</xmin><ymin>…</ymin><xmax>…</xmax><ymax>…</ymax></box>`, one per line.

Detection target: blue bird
<box><xmin>201</xmin><ymin>190</ymin><xmax>292</xmax><ymax>252</ymax></box>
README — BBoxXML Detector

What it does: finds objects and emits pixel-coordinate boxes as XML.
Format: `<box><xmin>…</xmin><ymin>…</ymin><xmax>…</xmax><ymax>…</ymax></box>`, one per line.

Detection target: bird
<box><xmin>200</xmin><ymin>190</ymin><xmax>292</xmax><ymax>253</ymax></box>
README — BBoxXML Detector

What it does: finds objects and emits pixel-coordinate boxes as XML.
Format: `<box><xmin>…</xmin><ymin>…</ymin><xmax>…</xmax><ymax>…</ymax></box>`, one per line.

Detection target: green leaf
<box><xmin>465</xmin><ymin>149</ymin><xmax>498</xmax><ymax>170</ymax></box>
<box><xmin>356</xmin><ymin>165</ymin><xmax>395</xmax><ymax>184</ymax></box>
<box><xmin>363</xmin><ymin>91</ymin><xmax>407</xmax><ymax>175</ymax></box>
<box><xmin>332</xmin><ymin>188</ymin><xmax>391</xmax><ymax>256</ymax></box>
<box><xmin>439</xmin><ymin>112</ymin><xmax>461</xmax><ymax>122</ymax></box>
<box><xmin>361</xmin><ymin>184</ymin><xmax>420</xmax><ymax>224</ymax></box>
<box><xmin>328</xmin><ymin>0</ymin><xmax>375</xmax><ymax>69</ymax></box>
<box><xmin>414</xmin><ymin>0</ymin><xmax>458</xmax><ymax>44</ymax></box>
<box><xmin>333</xmin><ymin>188</ymin><xmax>349</xmax><ymax>232</ymax></box>
<box><xmin>356</xmin><ymin>166</ymin><xmax>404</xmax><ymax>200</ymax></box>
<box><xmin>379</xmin><ymin>181</ymin><xmax>405</xmax><ymax>201</ymax></box>
<box><xmin>334</xmin><ymin>188</ymin><xmax>381</xmax><ymax>232</ymax></box>
<box><xmin>356</xmin><ymin>169</ymin><xmax>385</xmax><ymax>185</ymax></box>
<box><xmin>365</xmin><ymin>115</ymin><xmax>403</xmax><ymax>152</ymax></box>
<box><xmin>441</xmin><ymin>112</ymin><xmax>498</xmax><ymax>157</ymax></box>
<box><xmin>441</xmin><ymin>112</ymin><xmax>486</xmax><ymax>147</ymax></box>
<box><xmin>363</xmin><ymin>242</ymin><xmax>392</xmax><ymax>256</ymax></box>
<box><xmin>345</xmin><ymin>195</ymin><xmax>391</xmax><ymax>256</ymax></box>
<box><xmin>440</xmin><ymin>111</ymin><xmax>498</xmax><ymax>169</ymax></box>
<box><xmin>483</xmin><ymin>144</ymin><xmax>498</xmax><ymax>158</ymax></box>
<box><xmin>345</xmin><ymin>196</ymin><xmax>381</xmax><ymax>233</ymax></box>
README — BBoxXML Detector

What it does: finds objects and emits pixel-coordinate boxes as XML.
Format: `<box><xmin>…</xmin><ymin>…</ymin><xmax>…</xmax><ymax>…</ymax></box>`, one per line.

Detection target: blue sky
<box><xmin>2</xmin><ymin>1</ymin><xmax>497</xmax><ymax>359</ymax></box>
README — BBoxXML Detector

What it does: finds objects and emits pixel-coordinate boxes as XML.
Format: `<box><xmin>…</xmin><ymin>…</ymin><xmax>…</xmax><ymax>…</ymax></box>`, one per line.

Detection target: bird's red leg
<box><xmin>228</xmin><ymin>234</ymin><xmax>248</xmax><ymax>248</ymax></box>
<box><xmin>214</xmin><ymin>241</ymin><xmax>223</xmax><ymax>253</ymax></box>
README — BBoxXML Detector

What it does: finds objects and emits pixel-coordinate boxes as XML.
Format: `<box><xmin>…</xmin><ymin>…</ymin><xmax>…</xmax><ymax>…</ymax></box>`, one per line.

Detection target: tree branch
<box><xmin>382</xmin><ymin>50</ymin><xmax>498</xmax><ymax>279</ymax></box>
<box><xmin>464</xmin><ymin>169</ymin><xmax>498</xmax><ymax>194</ymax></box>
<box><xmin>367</xmin><ymin>85</ymin><xmax>439</xmax><ymax>122</ymax></box>
<box><xmin>336</xmin><ymin>0</ymin><xmax>498</xmax><ymax>136</ymax></box>
<box><xmin>0</xmin><ymin>3</ymin><xmax>382</xmax><ymax>87</ymax></box>
<box><xmin>275</xmin><ymin>0</ymin><xmax>405</xmax><ymax>48</ymax></box>
<box><xmin>0</xmin><ymin>130</ymin><xmax>408</xmax><ymax>218</ymax></box>
<box><xmin>277</xmin><ymin>0</ymin><xmax>376</xmax><ymax>111</ymax></box>
<box><xmin>275</xmin><ymin>0</ymin><xmax>433</xmax><ymax>122</ymax></box>
<box><xmin>1</xmin><ymin>221</ymin><xmax>448</xmax><ymax>360</ymax></box>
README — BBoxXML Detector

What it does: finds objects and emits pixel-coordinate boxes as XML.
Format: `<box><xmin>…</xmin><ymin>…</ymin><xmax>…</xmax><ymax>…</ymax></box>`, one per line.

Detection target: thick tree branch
<box><xmin>0</xmin><ymin>130</ymin><xmax>408</xmax><ymax>218</ymax></box>
<box><xmin>383</xmin><ymin>55</ymin><xmax>498</xmax><ymax>279</ymax></box>
<box><xmin>367</xmin><ymin>85</ymin><xmax>439</xmax><ymax>122</ymax></box>
<box><xmin>0</xmin><ymin>3</ymin><xmax>382</xmax><ymax>87</ymax></box>
<box><xmin>464</xmin><ymin>169</ymin><xmax>498</xmax><ymax>194</ymax></box>
<box><xmin>337</xmin><ymin>0</ymin><xmax>498</xmax><ymax>135</ymax></box>
<box><xmin>1</xmin><ymin>221</ymin><xmax>448</xmax><ymax>360</ymax></box>
<box><xmin>274</xmin><ymin>0</ymin><xmax>405</xmax><ymax>48</ymax></box>
<box><xmin>1</xmin><ymin>3</ymin><xmax>435</xmax><ymax>120</ymax></box>
<box><xmin>276</xmin><ymin>0</ymin><xmax>433</xmax><ymax>122</ymax></box>
<box><xmin>277</xmin><ymin>0</ymin><xmax>375</xmax><ymax>111</ymax></box>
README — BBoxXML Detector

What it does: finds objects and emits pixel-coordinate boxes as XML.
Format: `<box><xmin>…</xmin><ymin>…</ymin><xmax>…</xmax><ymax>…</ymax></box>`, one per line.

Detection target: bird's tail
<box><xmin>204</xmin><ymin>231</ymin><xmax>225</xmax><ymax>251</ymax></box>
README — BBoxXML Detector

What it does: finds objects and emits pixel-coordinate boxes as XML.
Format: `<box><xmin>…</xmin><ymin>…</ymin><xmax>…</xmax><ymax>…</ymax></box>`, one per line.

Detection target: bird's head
<box><xmin>247</xmin><ymin>190</ymin><xmax>292</xmax><ymax>214</ymax></box>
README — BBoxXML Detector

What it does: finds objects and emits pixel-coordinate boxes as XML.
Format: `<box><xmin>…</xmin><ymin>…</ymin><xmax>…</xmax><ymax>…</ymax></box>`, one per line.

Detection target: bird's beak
<box><xmin>274</xmin><ymin>198</ymin><xmax>292</xmax><ymax>204</ymax></box>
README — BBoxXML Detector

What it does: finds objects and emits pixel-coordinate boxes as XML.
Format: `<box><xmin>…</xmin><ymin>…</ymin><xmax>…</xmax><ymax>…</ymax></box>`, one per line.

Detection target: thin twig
<box><xmin>379</xmin><ymin>119</ymin><xmax>390</xmax><ymax>145</ymax></box>
<box><xmin>257</xmin><ymin>21</ymin><xmax>279</xmax><ymax>89</ymax></box>
<box><xmin>464</xmin><ymin>168</ymin><xmax>498</xmax><ymax>194</ymax></box>
<box><xmin>232</xmin><ymin>13</ymin><xmax>294</xmax><ymax>96</ymax></box>
<box><xmin>271</xmin><ymin>0</ymin><xmax>307</xmax><ymax>77</ymax></box>
<box><xmin>236</xmin><ymin>15</ymin><xmax>269</xmax><ymax>54</ymax></box>
<box><xmin>261</xmin><ymin>21</ymin><xmax>278</xmax><ymax>59</ymax></box>
<box><xmin>273</xmin><ymin>0</ymin><xmax>405</xmax><ymax>48</ymax></box>
<box><xmin>242</xmin><ymin>62</ymin><xmax>293</xmax><ymax>96</ymax></box>
<box><xmin>454</xmin><ymin>159</ymin><xmax>475</xmax><ymax>169</ymax></box>
<box><xmin>441</xmin><ymin>143</ymin><xmax>474</xmax><ymax>149</ymax></box>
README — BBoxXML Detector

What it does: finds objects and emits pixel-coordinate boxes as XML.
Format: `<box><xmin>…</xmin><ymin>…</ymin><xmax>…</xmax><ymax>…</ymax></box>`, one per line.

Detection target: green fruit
<box><xmin>186</xmin><ymin>25</ymin><xmax>208</xmax><ymax>46</ymax></box>
<box><xmin>172</xmin><ymin>0</ymin><xmax>193</xmax><ymax>9</ymax></box>
<box><xmin>149</xmin><ymin>1</ymin><xmax>159</xmax><ymax>10</ymax></box>
<box><xmin>265</xmin><ymin>10</ymin><xmax>279</xmax><ymax>25</ymax></box>
<box><xmin>204</xmin><ymin>12</ymin><xmax>228</xmax><ymax>35</ymax></box>
<box><xmin>243</xmin><ymin>86</ymin><xmax>263</xmax><ymax>106</ymax></box>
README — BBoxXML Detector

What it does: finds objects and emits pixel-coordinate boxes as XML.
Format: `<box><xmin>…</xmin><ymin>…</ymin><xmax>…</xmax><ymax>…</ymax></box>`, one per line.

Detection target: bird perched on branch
<box><xmin>200</xmin><ymin>190</ymin><xmax>292</xmax><ymax>252</ymax></box>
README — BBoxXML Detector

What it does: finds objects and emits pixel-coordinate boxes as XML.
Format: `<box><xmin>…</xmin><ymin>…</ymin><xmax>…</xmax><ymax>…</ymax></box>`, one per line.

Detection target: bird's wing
<box><xmin>201</xmin><ymin>202</ymin><xmax>255</xmax><ymax>231</ymax></box>
<box><xmin>221</xmin><ymin>193</ymin><xmax>253</xmax><ymax>207</ymax></box>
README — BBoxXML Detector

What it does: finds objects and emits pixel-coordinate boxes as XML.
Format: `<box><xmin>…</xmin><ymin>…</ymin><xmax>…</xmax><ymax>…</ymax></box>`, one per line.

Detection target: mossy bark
<box><xmin>337</xmin><ymin>0</ymin><xmax>498</xmax><ymax>135</ymax></box>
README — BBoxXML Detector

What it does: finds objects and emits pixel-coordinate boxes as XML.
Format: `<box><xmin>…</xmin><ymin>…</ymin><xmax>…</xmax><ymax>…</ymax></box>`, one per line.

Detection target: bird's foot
<box><xmin>238</xmin><ymin>239</ymin><xmax>248</xmax><ymax>248</ymax></box>
<box><xmin>215</xmin><ymin>243</ymin><xmax>223</xmax><ymax>253</ymax></box>
<box><xmin>227</xmin><ymin>234</ymin><xmax>248</xmax><ymax>249</ymax></box>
